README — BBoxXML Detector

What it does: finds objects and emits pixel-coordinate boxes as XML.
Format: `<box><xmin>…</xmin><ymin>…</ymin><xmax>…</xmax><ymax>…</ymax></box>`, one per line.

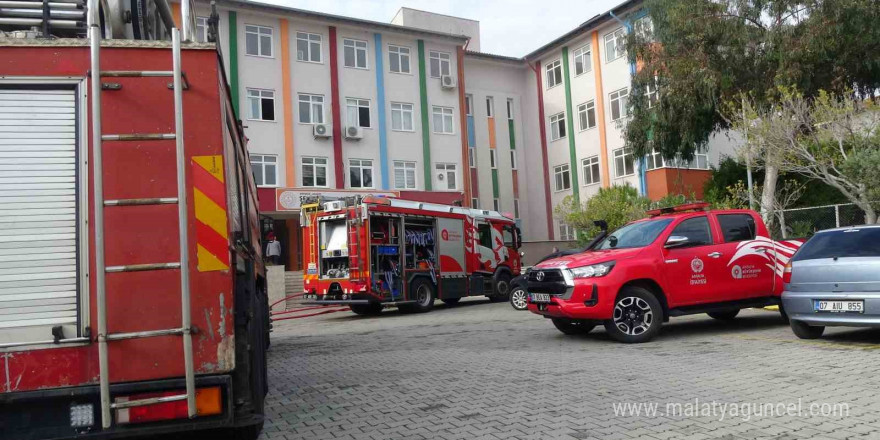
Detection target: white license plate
<box><xmin>814</xmin><ymin>300</ymin><xmax>864</xmax><ymax>313</ymax></box>
<box><xmin>531</xmin><ymin>293</ymin><xmax>551</xmax><ymax>303</ymax></box>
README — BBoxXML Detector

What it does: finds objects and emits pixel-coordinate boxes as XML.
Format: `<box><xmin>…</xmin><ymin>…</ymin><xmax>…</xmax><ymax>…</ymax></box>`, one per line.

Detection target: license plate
<box><xmin>814</xmin><ymin>300</ymin><xmax>864</xmax><ymax>313</ymax></box>
<box><xmin>531</xmin><ymin>293</ymin><xmax>551</xmax><ymax>303</ymax></box>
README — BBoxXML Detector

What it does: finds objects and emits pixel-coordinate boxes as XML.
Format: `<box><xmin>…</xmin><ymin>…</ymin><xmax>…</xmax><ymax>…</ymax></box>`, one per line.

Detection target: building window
<box><xmin>634</xmin><ymin>16</ymin><xmax>654</xmax><ymax>41</ymax></box>
<box><xmin>493</xmin><ymin>198</ymin><xmax>500</xmax><ymax>212</ymax></box>
<box><xmin>545</xmin><ymin>59</ymin><xmax>562</xmax><ymax>89</ymax></box>
<box><xmin>432</xmin><ymin>106</ymin><xmax>454</xmax><ymax>134</ymax></box>
<box><xmin>246</xmin><ymin>89</ymin><xmax>275</xmax><ymax>121</ymax></box>
<box><xmin>435</xmin><ymin>163</ymin><xmax>457</xmax><ymax>190</ymax></box>
<box><xmin>296</xmin><ymin>32</ymin><xmax>322</xmax><ymax>63</ymax></box>
<box><xmin>343</xmin><ymin>38</ymin><xmax>368</xmax><ymax>69</ymax></box>
<box><xmin>582</xmin><ymin>155</ymin><xmax>600</xmax><ymax>185</ymax></box>
<box><xmin>489</xmin><ymin>149</ymin><xmax>497</xmax><ymax>169</ymax></box>
<box><xmin>645</xmin><ymin>81</ymin><xmax>659</xmax><ymax>108</ymax></box>
<box><xmin>506</xmin><ymin>98</ymin><xmax>514</xmax><ymax>120</ymax></box>
<box><xmin>465</xmin><ymin>94</ymin><xmax>473</xmax><ymax>115</ymax></box>
<box><xmin>609</xmin><ymin>88</ymin><xmax>630</xmax><ymax>121</ymax></box>
<box><xmin>250</xmin><ymin>154</ymin><xmax>277</xmax><ymax>187</ymax></box>
<box><xmin>471</xmin><ymin>198</ymin><xmax>479</xmax><ymax>209</ymax></box>
<box><xmin>346</xmin><ymin>98</ymin><xmax>370</xmax><ymax>128</ymax></box>
<box><xmin>558</xmin><ymin>220</ymin><xmax>575</xmax><ymax>241</ymax></box>
<box><xmin>550</xmin><ymin>112</ymin><xmax>566</xmax><ymax>141</ymax></box>
<box><xmin>348</xmin><ymin>159</ymin><xmax>373</xmax><ymax>189</ymax></box>
<box><xmin>195</xmin><ymin>16</ymin><xmax>209</xmax><ymax>43</ymax></box>
<box><xmin>468</xmin><ymin>148</ymin><xmax>475</xmax><ymax>168</ymax></box>
<box><xmin>485</xmin><ymin>96</ymin><xmax>494</xmax><ymax>117</ymax></box>
<box><xmin>245</xmin><ymin>24</ymin><xmax>273</xmax><ymax>57</ymax></box>
<box><xmin>573</xmin><ymin>45</ymin><xmax>592</xmax><ymax>76</ymax></box>
<box><xmin>298</xmin><ymin>93</ymin><xmax>324</xmax><ymax>124</ymax></box>
<box><xmin>429</xmin><ymin>51</ymin><xmax>451</xmax><ymax>78</ymax></box>
<box><xmin>510</xmin><ymin>150</ymin><xmax>517</xmax><ymax>170</ymax></box>
<box><xmin>388</xmin><ymin>45</ymin><xmax>411</xmax><ymax>73</ymax></box>
<box><xmin>577</xmin><ymin>100</ymin><xmax>596</xmax><ymax>130</ymax></box>
<box><xmin>646</xmin><ymin>148</ymin><xmax>663</xmax><ymax>170</ymax></box>
<box><xmin>647</xmin><ymin>146</ymin><xmax>709</xmax><ymax>170</ymax></box>
<box><xmin>302</xmin><ymin>157</ymin><xmax>328</xmax><ymax>187</ymax></box>
<box><xmin>514</xmin><ymin>199</ymin><xmax>520</xmax><ymax>219</ymax></box>
<box><xmin>614</xmin><ymin>147</ymin><xmax>635</xmax><ymax>177</ymax></box>
<box><xmin>390</xmin><ymin>102</ymin><xmax>414</xmax><ymax>131</ymax></box>
<box><xmin>604</xmin><ymin>27</ymin><xmax>626</xmax><ymax>62</ymax></box>
<box><xmin>394</xmin><ymin>161</ymin><xmax>417</xmax><ymax>189</ymax></box>
<box><xmin>554</xmin><ymin>163</ymin><xmax>571</xmax><ymax>191</ymax></box>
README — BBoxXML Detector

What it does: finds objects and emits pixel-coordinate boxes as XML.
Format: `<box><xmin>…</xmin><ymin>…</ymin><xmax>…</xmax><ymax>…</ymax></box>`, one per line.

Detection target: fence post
<box><xmin>834</xmin><ymin>204</ymin><xmax>841</xmax><ymax>228</ymax></box>
<box><xmin>779</xmin><ymin>211</ymin><xmax>787</xmax><ymax>239</ymax></box>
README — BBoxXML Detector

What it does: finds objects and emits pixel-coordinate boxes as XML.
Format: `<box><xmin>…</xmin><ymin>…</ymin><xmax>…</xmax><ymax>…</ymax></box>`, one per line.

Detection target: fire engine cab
<box><xmin>301</xmin><ymin>196</ymin><xmax>523</xmax><ymax>314</ymax></box>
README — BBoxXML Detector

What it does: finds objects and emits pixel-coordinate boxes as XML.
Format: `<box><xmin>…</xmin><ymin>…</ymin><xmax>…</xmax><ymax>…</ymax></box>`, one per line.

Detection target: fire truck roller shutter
<box><xmin>0</xmin><ymin>89</ymin><xmax>80</xmax><ymax>345</ymax></box>
<box><xmin>437</xmin><ymin>217</ymin><xmax>467</xmax><ymax>298</ymax></box>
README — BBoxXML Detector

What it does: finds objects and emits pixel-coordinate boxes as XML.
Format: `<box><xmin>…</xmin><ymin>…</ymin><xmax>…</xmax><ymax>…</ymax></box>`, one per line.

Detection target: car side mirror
<box><xmin>665</xmin><ymin>235</ymin><xmax>689</xmax><ymax>249</ymax></box>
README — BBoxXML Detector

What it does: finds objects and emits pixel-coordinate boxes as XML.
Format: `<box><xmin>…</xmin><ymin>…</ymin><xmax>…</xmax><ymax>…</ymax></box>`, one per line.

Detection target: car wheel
<box><xmin>399</xmin><ymin>278</ymin><xmax>435</xmax><ymax>313</ymax></box>
<box><xmin>707</xmin><ymin>309</ymin><xmax>740</xmax><ymax>321</ymax></box>
<box><xmin>440</xmin><ymin>298</ymin><xmax>460</xmax><ymax>306</ymax></box>
<box><xmin>350</xmin><ymin>303</ymin><xmax>383</xmax><ymax>316</ymax></box>
<box><xmin>509</xmin><ymin>287</ymin><xmax>528</xmax><ymax>311</ymax></box>
<box><xmin>551</xmin><ymin>318</ymin><xmax>595</xmax><ymax>335</ymax></box>
<box><xmin>790</xmin><ymin>320</ymin><xmax>824</xmax><ymax>339</ymax></box>
<box><xmin>603</xmin><ymin>287</ymin><xmax>663</xmax><ymax>343</ymax></box>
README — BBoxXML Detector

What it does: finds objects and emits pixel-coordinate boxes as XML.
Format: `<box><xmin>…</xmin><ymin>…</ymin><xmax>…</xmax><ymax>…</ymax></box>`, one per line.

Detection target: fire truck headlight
<box><xmin>70</xmin><ymin>403</ymin><xmax>94</xmax><ymax>428</ymax></box>
<box><xmin>569</xmin><ymin>261</ymin><xmax>615</xmax><ymax>279</ymax></box>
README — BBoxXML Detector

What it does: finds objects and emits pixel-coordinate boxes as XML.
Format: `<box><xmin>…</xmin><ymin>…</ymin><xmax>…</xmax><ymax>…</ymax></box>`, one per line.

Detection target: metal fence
<box><xmin>770</xmin><ymin>203</ymin><xmax>870</xmax><ymax>239</ymax></box>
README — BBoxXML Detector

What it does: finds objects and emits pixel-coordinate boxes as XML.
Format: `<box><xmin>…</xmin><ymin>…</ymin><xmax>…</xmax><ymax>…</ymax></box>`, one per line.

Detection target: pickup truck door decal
<box><xmin>728</xmin><ymin>236</ymin><xmax>802</xmax><ymax>278</ymax></box>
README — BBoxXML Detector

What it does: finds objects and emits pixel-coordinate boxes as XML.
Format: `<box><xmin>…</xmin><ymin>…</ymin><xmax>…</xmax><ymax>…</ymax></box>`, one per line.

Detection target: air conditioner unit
<box><xmin>344</xmin><ymin>125</ymin><xmax>363</xmax><ymax>140</ymax></box>
<box><xmin>441</xmin><ymin>74</ymin><xmax>456</xmax><ymax>89</ymax></box>
<box><xmin>323</xmin><ymin>201</ymin><xmax>345</xmax><ymax>212</ymax></box>
<box><xmin>313</xmin><ymin>124</ymin><xmax>331</xmax><ymax>138</ymax></box>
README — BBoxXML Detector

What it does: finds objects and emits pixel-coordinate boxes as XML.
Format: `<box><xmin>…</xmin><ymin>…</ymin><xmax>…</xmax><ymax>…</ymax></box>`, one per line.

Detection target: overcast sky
<box><xmin>254</xmin><ymin>0</ymin><xmax>615</xmax><ymax>57</ymax></box>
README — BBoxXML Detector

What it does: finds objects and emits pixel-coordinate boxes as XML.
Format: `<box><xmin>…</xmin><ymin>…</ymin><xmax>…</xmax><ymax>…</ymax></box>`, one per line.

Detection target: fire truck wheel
<box><xmin>603</xmin><ymin>286</ymin><xmax>664</xmax><ymax>343</ymax></box>
<box><xmin>551</xmin><ymin>318</ymin><xmax>596</xmax><ymax>335</ymax></box>
<box><xmin>489</xmin><ymin>271</ymin><xmax>512</xmax><ymax>301</ymax></box>
<box><xmin>400</xmin><ymin>278</ymin><xmax>435</xmax><ymax>313</ymax></box>
<box><xmin>440</xmin><ymin>298</ymin><xmax>461</xmax><ymax>306</ymax></box>
<box><xmin>350</xmin><ymin>303</ymin><xmax>384</xmax><ymax>316</ymax></box>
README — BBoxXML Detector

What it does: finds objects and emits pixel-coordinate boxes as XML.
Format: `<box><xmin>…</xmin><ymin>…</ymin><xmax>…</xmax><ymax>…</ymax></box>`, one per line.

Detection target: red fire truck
<box><xmin>301</xmin><ymin>196</ymin><xmax>523</xmax><ymax>314</ymax></box>
<box><xmin>0</xmin><ymin>2</ymin><xmax>268</xmax><ymax>439</ymax></box>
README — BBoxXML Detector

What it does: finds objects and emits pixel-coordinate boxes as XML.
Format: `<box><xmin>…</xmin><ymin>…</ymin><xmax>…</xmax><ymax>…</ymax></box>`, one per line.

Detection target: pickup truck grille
<box><xmin>527</xmin><ymin>269</ymin><xmax>568</xmax><ymax>295</ymax></box>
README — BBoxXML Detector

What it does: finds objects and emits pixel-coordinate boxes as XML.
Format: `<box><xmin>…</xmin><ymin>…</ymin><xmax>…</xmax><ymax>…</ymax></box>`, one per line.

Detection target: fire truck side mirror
<box><xmin>515</xmin><ymin>227</ymin><xmax>523</xmax><ymax>250</ymax></box>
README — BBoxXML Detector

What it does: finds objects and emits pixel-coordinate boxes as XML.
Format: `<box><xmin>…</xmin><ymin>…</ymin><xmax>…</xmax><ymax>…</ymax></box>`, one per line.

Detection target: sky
<box><xmin>252</xmin><ymin>0</ymin><xmax>617</xmax><ymax>57</ymax></box>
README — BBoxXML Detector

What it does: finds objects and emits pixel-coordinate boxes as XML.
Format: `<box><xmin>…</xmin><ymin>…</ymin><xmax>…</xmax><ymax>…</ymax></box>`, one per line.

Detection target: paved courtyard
<box><xmin>260</xmin><ymin>299</ymin><xmax>880</xmax><ymax>440</ymax></box>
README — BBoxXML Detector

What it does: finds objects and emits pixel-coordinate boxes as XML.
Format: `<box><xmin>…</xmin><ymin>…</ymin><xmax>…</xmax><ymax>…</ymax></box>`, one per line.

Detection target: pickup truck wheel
<box><xmin>604</xmin><ymin>287</ymin><xmax>663</xmax><ymax>343</ymax></box>
<box><xmin>350</xmin><ymin>303</ymin><xmax>383</xmax><ymax>315</ymax></box>
<box><xmin>707</xmin><ymin>309</ymin><xmax>740</xmax><ymax>321</ymax></box>
<box><xmin>509</xmin><ymin>287</ymin><xmax>528</xmax><ymax>311</ymax></box>
<box><xmin>552</xmin><ymin>318</ymin><xmax>595</xmax><ymax>335</ymax></box>
<box><xmin>790</xmin><ymin>320</ymin><xmax>825</xmax><ymax>339</ymax></box>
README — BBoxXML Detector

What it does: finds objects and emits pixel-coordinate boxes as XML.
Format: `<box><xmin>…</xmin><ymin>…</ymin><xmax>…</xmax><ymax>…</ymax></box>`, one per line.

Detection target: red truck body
<box><xmin>0</xmin><ymin>40</ymin><xmax>267</xmax><ymax>439</ymax></box>
<box><xmin>302</xmin><ymin>197</ymin><xmax>522</xmax><ymax>314</ymax></box>
<box><xmin>527</xmin><ymin>206</ymin><xmax>804</xmax><ymax>341</ymax></box>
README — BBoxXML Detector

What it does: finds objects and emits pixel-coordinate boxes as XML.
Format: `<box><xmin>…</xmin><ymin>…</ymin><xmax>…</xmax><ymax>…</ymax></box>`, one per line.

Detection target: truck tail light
<box><xmin>782</xmin><ymin>262</ymin><xmax>793</xmax><ymax>284</ymax></box>
<box><xmin>116</xmin><ymin>387</ymin><xmax>222</xmax><ymax>425</ymax></box>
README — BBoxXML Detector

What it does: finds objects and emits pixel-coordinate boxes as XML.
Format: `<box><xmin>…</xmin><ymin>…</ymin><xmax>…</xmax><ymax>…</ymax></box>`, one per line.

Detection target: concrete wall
<box><xmin>391</xmin><ymin>7</ymin><xmax>480</xmax><ymax>51</ymax></box>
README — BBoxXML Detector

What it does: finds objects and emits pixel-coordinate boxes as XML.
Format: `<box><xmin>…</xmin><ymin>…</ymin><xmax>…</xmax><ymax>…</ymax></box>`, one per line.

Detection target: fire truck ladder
<box><xmin>87</xmin><ymin>0</ymin><xmax>197</xmax><ymax>429</ymax></box>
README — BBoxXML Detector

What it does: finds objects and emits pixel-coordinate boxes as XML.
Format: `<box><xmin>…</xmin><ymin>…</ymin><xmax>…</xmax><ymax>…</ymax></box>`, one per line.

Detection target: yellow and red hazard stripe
<box><xmin>192</xmin><ymin>156</ymin><xmax>230</xmax><ymax>271</ymax></box>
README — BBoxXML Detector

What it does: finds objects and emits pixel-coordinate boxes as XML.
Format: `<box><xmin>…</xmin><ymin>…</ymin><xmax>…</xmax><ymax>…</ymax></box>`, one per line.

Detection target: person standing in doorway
<box><xmin>266</xmin><ymin>232</ymin><xmax>282</xmax><ymax>265</ymax></box>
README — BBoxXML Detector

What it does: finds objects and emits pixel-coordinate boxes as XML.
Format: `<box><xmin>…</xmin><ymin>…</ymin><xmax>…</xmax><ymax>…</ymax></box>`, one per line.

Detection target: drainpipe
<box><xmin>609</xmin><ymin>10</ymin><xmax>648</xmax><ymax>198</ymax></box>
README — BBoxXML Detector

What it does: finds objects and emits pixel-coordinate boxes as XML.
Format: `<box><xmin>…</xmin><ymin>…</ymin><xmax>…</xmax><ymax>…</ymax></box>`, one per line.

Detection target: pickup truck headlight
<box><xmin>569</xmin><ymin>261</ymin><xmax>615</xmax><ymax>279</ymax></box>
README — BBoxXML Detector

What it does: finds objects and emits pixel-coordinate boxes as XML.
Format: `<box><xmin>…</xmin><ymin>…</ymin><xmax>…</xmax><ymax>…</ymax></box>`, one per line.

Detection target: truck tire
<box><xmin>790</xmin><ymin>320</ymin><xmax>825</xmax><ymax>339</ymax></box>
<box><xmin>399</xmin><ymin>278</ymin><xmax>435</xmax><ymax>313</ymax></box>
<box><xmin>552</xmin><ymin>318</ymin><xmax>595</xmax><ymax>335</ymax></box>
<box><xmin>350</xmin><ymin>303</ymin><xmax>383</xmax><ymax>315</ymax></box>
<box><xmin>707</xmin><ymin>309</ymin><xmax>740</xmax><ymax>321</ymax></box>
<box><xmin>489</xmin><ymin>271</ymin><xmax>512</xmax><ymax>302</ymax></box>
<box><xmin>603</xmin><ymin>286</ymin><xmax>663</xmax><ymax>343</ymax></box>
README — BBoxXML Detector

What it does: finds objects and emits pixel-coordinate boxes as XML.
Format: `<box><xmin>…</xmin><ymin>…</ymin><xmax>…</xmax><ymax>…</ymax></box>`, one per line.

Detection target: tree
<box><xmin>626</xmin><ymin>0</ymin><xmax>880</xmax><ymax>215</ymax></box>
<box><xmin>555</xmin><ymin>185</ymin><xmax>650</xmax><ymax>244</ymax></box>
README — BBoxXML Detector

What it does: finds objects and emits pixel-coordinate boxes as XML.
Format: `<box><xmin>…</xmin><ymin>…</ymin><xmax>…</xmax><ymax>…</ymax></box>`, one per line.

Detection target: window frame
<box><xmin>393</xmin><ymin>160</ymin><xmax>417</xmax><ymax>190</ymax></box>
<box><xmin>465</xmin><ymin>94</ymin><xmax>473</xmax><ymax>116</ymax></box>
<box><xmin>717</xmin><ymin>213</ymin><xmax>758</xmax><ymax>243</ymax></box>
<box><xmin>388</xmin><ymin>44</ymin><xmax>411</xmax><ymax>74</ymax></box>
<box><xmin>195</xmin><ymin>16</ymin><xmax>209</xmax><ymax>43</ymax></box>
<box><xmin>506</xmin><ymin>98</ymin><xmax>514</xmax><ymax>120</ymax></box>
<box><xmin>545</xmin><ymin>59</ymin><xmax>563</xmax><ymax>89</ymax></box>
<box><xmin>301</xmin><ymin>156</ymin><xmax>329</xmax><ymax>188</ymax></box>
<box><xmin>249</xmin><ymin>153</ymin><xmax>278</xmax><ymax>187</ymax></box>
<box><xmin>345</xmin><ymin>98</ymin><xmax>371</xmax><ymax>129</ymax></box>
<box><xmin>549</xmin><ymin>111</ymin><xmax>566</xmax><ymax>141</ymax></box>
<box><xmin>244</xmin><ymin>24</ymin><xmax>274</xmax><ymax>58</ymax></box>
<box><xmin>554</xmin><ymin>163</ymin><xmax>571</xmax><ymax>192</ymax></box>
<box><xmin>246</xmin><ymin>88</ymin><xmax>276</xmax><ymax>122</ymax></box>
<box><xmin>581</xmin><ymin>155</ymin><xmax>601</xmax><ymax>186</ymax></box>
<box><xmin>604</xmin><ymin>27</ymin><xmax>626</xmax><ymax>63</ymax></box>
<box><xmin>342</xmin><ymin>38</ymin><xmax>369</xmax><ymax>69</ymax></box>
<box><xmin>669</xmin><ymin>215</ymin><xmax>714</xmax><ymax>248</ymax></box>
<box><xmin>489</xmin><ymin>149</ymin><xmax>497</xmax><ymax>169</ymax></box>
<box><xmin>471</xmin><ymin>198</ymin><xmax>480</xmax><ymax>209</ymax></box>
<box><xmin>297</xmin><ymin>93</ymin><xmax>325</xmax><ymax>125</ymax></box>
<box><xmin>435</xmin><ymin>162</ymin><xmax>458</xmax><ymax>190</ymax></box>
<box><xmin>390</xmin><ymin>102</ymin><xmax>414</xmax><ymax>132</ymax></box>
<box><xmin>609</xmin><ymin>87</ymin><xmax>630</xmax><ymax>121</ymax></box>
<box><xmin>468</xmin><ymin>148</ymin><xmax>476</xmax><ymax>168</ymax></box>
<box><xmin>485</xmin><ymin>96</ymin><xmax>494</xmax><ymax>118</ymax></box>
<box><xmin>429</xmin><ymin>50</ymin><xmax>452</xmax><ymax>78</ymax></box>
<box><xmin>431</xmin><ymin>105</ymin><xmax>455</xmax><ymax>135</ymax></box>
<box><xmin>510</xmin><ymin>150</ymin><xmax>517</xmax><ymax>170</ymax></box>
<box><xmin>572</xmin><ymin>44</ymin><xmax>592</xmax><ymax>76</ymax></box>
<box><xmin>613</xmin><ymin>147</ymin><xmax>635</xmax><ymax>178</ymax></box>
<box><xmin>514</xmin><ymin>199</ymin><xmax>520</xmax><ymax>219</ymax></box>
<box><xmin>558</xmin><ymin>220</ymin><xmax>575</xmax><ymax>241</ymax></box>
<box><xmin>577</xmin><ymin>100</ymin><xmax>597</xmax><ymax>131</ymax></box>
<box><xmin>493</xmin><ymin>198</ymin><xmax>500</xmax><ymax>212</ymax></box>
<box><xmin>348</xmin><ymin>158</ymin><xmax>374</xmax><ymax>189</ymax></box>
<box><xmin>295</xmin><ymin>31</ymin><xmax>323</xmax><ymax>63</ymax></box>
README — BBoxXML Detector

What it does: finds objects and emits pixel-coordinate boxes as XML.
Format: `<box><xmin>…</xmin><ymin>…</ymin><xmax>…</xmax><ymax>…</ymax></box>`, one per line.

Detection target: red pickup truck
<box><xmin>527</xmin><ymin>203</ymin><xmax>804</xmax><ymax>343</ymax></box>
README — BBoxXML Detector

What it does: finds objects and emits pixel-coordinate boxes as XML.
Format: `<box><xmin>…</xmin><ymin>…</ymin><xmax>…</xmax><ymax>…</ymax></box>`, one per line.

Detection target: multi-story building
<box><xmin>172</xmin><ymin>0</ymin><xmax>733</xmax><ymax>268</ymax></box>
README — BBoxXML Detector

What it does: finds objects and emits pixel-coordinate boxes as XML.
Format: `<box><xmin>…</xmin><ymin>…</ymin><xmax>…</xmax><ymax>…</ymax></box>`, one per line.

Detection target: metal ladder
<box><xmin>87</xmin><ymin>3</ymin><xmax>195</xmax><ymax>429</ymax></box>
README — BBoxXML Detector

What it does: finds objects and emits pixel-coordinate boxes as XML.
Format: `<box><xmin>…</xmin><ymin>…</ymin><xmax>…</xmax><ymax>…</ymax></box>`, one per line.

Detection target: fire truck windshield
<box><xmin>319</xmin><ymin>218</ymin><xmax>350</xmax><ymax>279</ymax></box>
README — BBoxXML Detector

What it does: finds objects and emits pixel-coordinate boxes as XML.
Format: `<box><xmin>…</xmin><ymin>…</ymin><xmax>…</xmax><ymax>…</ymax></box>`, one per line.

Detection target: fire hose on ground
<box><xmin>269</xmin><ymin>293</ymin><xmax>350</xmax><ymax>320</ymax></box>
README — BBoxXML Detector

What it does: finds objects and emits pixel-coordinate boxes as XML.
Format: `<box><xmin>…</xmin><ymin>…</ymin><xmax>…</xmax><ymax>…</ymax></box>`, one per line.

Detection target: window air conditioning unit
<box><xmin>344</xmin><ymin>125</ymin><xmax>363</xmax><ymax>140</ymax></box>
<box><xmin>441</xmin><ymin>74</ymin><xmax>456</xmax><ymax>89</ymax></box>
<box><xmin>323</xmin><ymin>201</ymin><xmax>345</xmax><ymax>212</ymax></box>
<box><xmin>313</xmin><ymin>124</ymin><xmax>331</xmax><ymax>139</ymax></box>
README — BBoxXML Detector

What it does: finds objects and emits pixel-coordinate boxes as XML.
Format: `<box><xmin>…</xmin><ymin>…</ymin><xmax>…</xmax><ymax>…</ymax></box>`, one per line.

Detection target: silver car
<box><xmin>782</xmin><ymin>225</ymin><xmax>880</xmax><ymax>339</ymax></box>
